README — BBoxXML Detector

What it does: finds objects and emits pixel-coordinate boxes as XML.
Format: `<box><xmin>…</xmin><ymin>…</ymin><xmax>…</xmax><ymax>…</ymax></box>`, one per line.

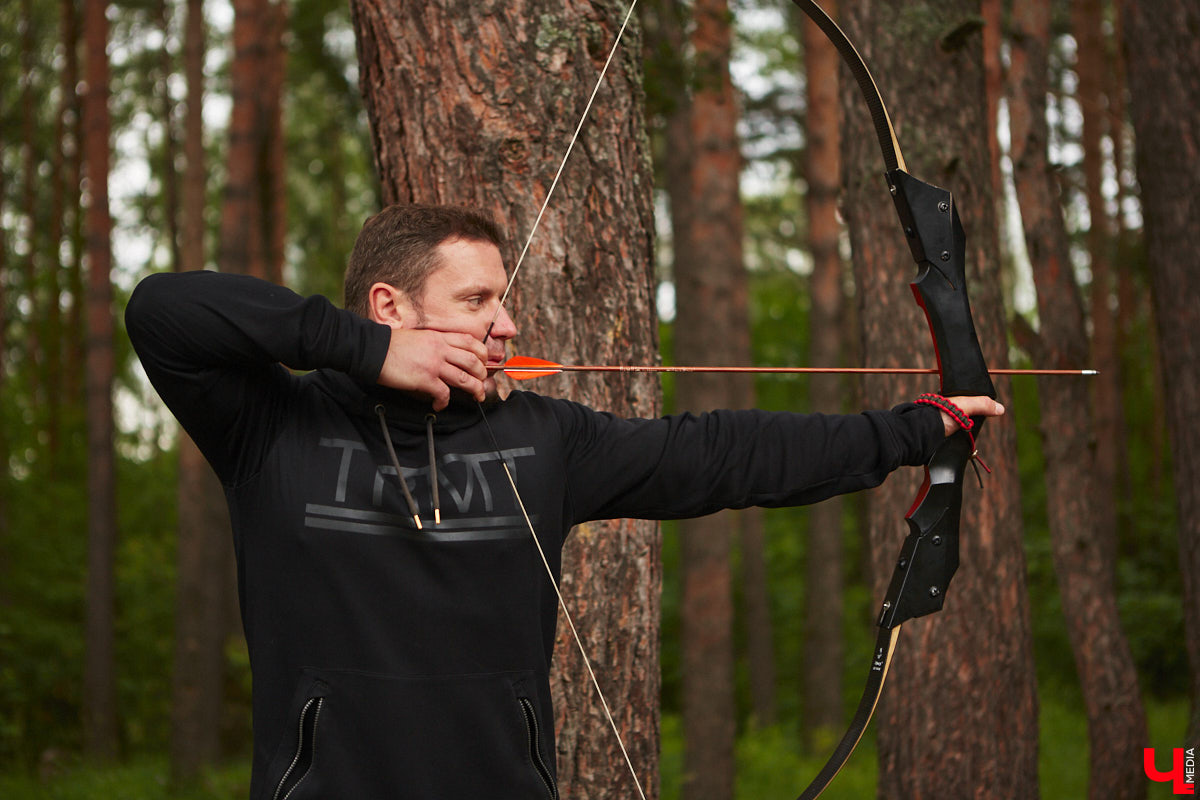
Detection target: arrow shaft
<box><xmin>493</xmin><ymin>364</ymin><xmax>1095</xmax><ymax>376</ymax></box>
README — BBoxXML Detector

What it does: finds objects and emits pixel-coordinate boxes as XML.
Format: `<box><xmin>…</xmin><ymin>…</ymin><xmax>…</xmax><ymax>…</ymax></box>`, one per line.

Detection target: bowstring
<box><xmin>479</xmin><ymin>2</ymin><xmax>647</xmax><ymax>798</ymax></box>
<box><xmin>485</xmin><ymin>0</ymin><xmax>641</xmax><ymax>339</ymax></box>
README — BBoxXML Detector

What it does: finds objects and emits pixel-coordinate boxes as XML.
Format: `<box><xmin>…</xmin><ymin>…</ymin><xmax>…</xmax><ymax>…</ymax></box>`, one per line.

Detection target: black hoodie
<box><xmin>126</xmin><ymin>269</ymin><xmax>942</xmax><ymax>800</ymax></box>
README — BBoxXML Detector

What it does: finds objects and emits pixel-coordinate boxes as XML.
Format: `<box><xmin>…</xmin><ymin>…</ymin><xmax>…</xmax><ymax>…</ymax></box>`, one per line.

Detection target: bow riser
<box><xmin>887</xmin><ymin>170</ymin><xmax>996</xmax><ymax>399</ymax></box>
<box><xmin>874</xmin><ymin>172</ymin><xmax>994</xmax><ymax>631</ymax></box>
<box><xmin>878</xmin><ymin>432</ymin><xmax>972</xmax><ymax>628</ymax></box>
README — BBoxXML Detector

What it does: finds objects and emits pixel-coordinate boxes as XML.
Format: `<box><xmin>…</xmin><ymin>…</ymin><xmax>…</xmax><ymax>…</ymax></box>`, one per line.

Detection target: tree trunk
<box><xmin>800</xmin><ymin>0</ymin><xmax>846</xmax><ymax>746</ymax></box>
<box><xmin>63</xmin><ymin>0</ymin><xmax>84</xmax><ymax>406</ymax></box>
<box><xmin>1008</xmin><ymin>1</ymin><xmax>1148</xmax><ymax>796</ymax></box>
<box><xmin>1072</xmin><ymin>0</ymin><xmax>1126</xmax><ymax>565</ymax></box>
<box><xmin>739</xmin><ymin>507</ymin><xmax>776</xmax><ymax>728</ymax></box>
<box><xmin>170</xmin><ymin>0</ymin><xmax>236</xmax><ymax>781</ymax></box>
<box><xmin>0</xmin><ymin>75</ymin><xmax>8</xmax><ymax>551</ymax></box>
<box><xmin>21</xmin><ymin>0</ymin><xmax>44</xmax><ymax>418</ymax></box>
<box><xmin>171</xmin><ymin>436</ymin><xmax>233</xmax><ymax>780</ymax></box>
<box><xmin>158</xmin><ymin>0</ymin><xmax>181</xmax><ymax>272</ymax></box>
<box><xmin>350</xmin><ymin>3</ymin><xmax>660</xmax><ymax>797</ymax></box>
<box><xmin>265</xmin><ymin>0</ymin><xmax>288</xmax><ymax>284</ymax></box>
<box><xmin>219</xmin><ymin>0</ymin><xmax>286</xmax><ymax>282</ymax></box>
<box><xmin>45</xmin><ymin>0</ymin><xmax>75</xmax><ymax>462</ymax></box>
<box><xmin>670</xmin><ymin>1</ymin><xmax>749</xmax><ymax>797</ymax></box>
<box><xmin>1119</xmin><ymin>0</ymin><xmax>1200</xmax><ymax>751</ymax></box>
<box><xmin>180</xmin><ymin>0</ymin><xmax>206</xmax><ymax>275</ymax></box>
<box><xmin>1105</xmin><ymin>0</ymin><xmax>1142</xmax><ymax>525</ymax></box>
<box><xmin>82</xmin><ymin>0</ymin><xmax>118</xmax><ymax>762</ymax></box>
<box><xmin>838</xmin><ymin>2</ymin><xmax>1039</xmax><ymax>796</ymax></box>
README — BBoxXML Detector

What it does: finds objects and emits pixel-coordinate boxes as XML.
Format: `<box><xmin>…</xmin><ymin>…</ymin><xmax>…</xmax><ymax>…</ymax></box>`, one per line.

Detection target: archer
<box><xmin>126</xmin><ymin>203</ymin><xmax>1002</xmax><ymax>800</ymax></box>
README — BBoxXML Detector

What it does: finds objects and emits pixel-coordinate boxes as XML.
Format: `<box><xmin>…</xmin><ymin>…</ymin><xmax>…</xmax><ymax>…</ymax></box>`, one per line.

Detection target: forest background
<box><xmin>0</xmin><ymin>0</ymin><xmax>1196</xmax><ymax>798</ymax></box>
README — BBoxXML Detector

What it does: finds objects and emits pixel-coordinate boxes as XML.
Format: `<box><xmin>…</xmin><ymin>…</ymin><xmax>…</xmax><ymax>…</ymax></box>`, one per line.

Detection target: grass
<box><xmin>0</xmin><ymin>695</ymin><xmax>1188</xmax><ymax>798</ymax></box>
<box><xmin>0</xmin><ymin>757</ymin><xmax>250</xmax><ymax>800</ymax></box>
<box><xmin>659</xmin><ymin>693</ymin><xmax>1189</xmax><ymax>799</ymax></box>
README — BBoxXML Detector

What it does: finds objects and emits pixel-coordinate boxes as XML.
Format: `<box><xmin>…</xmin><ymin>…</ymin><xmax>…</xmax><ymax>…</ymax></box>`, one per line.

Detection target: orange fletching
<box><xmin>500</xmin><ymin>356</ymin><xmax>564</xmax><ymax>380</ymax></box>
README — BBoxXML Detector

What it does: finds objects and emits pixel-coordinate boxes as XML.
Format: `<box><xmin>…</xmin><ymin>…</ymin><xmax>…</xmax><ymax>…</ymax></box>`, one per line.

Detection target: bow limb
<box><xmin>790</xmin><ymin>1</ymin><xmax>995</xmax><ymax>797</ymax></box>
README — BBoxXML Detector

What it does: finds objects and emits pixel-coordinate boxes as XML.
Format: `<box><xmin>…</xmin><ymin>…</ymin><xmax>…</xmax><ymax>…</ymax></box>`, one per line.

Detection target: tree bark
<box><xmin>0</xmin><ymin>73</ymin><xmax>8</xmax><ymax>552</ymax></box>
<box><xmin>838</xmin><ymin>2</ymin><xmax>1039</xmax><ymax>796</ymax></box>
<box><xmin>1072</xmin><ymin>0</ymin><xmax>1126</xmax><ymax>563</ymax></box>
<box><xmin>170</xmin><ymin>0</ymin><xmax>237</xmax><ymax>781</ymax></box>
<box><xmin>82</xmin><ymin>0</ymin><xmax>118</xmax><ymax>761</ymax></box>
<box><xmin>669</xmin><ymin>1</ymin><xmax>750</xmax><ymax>797</ymax></box>
<box><xmin>350</xmin><ymin>3</ymin><xmax>659</xmax><ymax>797</ymax></box>
<box><xmin>63</xmin><ymin>0</ymin><xmax>84</xmax><ymax>405</ymax></box>
<box><xmin>739</xmin><ymin>507</ymin><xmax>776</xmax><ymax>728</ymax></box>
<box><xmin>219</xmin><ymin>0</ymin><xmax>287</xmax><ymax>282</ymax></box>
<box><xmin>1008</xmin><ymin>1</ymin><xmax>1148</xmax><ymax>796</ymax></box>
<box><xmin>171</xmin><ymin>436</ymin><xmax>233</xmax><ymax>780</ymax></box>
<box><xmin>180</xmin><ymin>0</ymin><xmax>206</xmax><ymax>275</ymax></box>
<box><xmin>158</xmin><ymin>0</ymin><xmax>181</xmax><ymax>272</ymax></box>
<box><xmin>1106</xmin><ymin>0</ymin><xmax>1140</xmax><ymax>524</ymax></box>
<box><xmin>45</xmin><ymin>0</ymin><xmax>75</xmax><ymax>461</ymax></box>
<box><xmin>800</xmin><ymin>0</ymin><xmax>846</xmax><ymax>746</ymax></box>
<box><xmin>1119</xmin><ymin>0</ymin><xmax>1200</xmax><ymax>752</ymax></box>
<box><xmin>21</xmin><ymin>0</ymin><xmax>44</xmax><ymax>418</ymax></box>
<box><xmin>265</xmin><ymin>0</ymin><xmax>288</xmax><ymax>284</ymax></box>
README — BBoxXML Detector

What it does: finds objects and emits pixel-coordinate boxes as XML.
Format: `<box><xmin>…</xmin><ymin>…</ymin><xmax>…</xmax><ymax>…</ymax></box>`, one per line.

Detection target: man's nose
<box><xmin>489</xmin><ymin>306</ymin><xmax>518</xmax><ymax>340</ymax></box>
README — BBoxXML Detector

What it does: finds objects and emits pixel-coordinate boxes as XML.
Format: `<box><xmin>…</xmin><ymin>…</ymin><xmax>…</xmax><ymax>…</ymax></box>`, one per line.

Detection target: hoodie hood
<box><xmin>312</xmin><ymin>367</ymin><xmax>500</xmax><ymax>434</ymax></box>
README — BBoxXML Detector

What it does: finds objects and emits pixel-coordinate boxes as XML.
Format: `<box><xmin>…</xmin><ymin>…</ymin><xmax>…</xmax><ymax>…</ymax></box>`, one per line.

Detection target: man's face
<box><xmin>407</xmin><ymin>237</ymin><xmax>517</xmax><ymax>393</ymax></box>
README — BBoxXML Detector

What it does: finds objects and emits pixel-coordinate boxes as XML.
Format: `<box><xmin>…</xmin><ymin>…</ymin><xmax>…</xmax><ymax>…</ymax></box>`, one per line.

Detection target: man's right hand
<box><xmin>377</xmin><ymin>328</ymin><xmax>490</xmax><ymax>411</ymax></box>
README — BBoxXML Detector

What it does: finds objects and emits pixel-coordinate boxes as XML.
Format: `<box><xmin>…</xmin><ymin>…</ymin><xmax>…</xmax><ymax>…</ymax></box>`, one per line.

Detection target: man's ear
<box><xmin>367</xmin><ymin>282</ymin><xmax>411</xmax><ymax>328</ymax></box>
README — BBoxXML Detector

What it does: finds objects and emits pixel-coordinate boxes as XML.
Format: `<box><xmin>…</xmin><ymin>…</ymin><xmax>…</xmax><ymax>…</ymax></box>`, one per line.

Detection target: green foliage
<box><xmin>113</xmin><ymin>449</ymin><xmax>180</xmax><ymax>752</ymax></box>
<box><xmin>0</xmin><ymin>756</ymin><xmax>249</xmax><ymax>800</ymax></box>
<box><xmin>1012</xmin><ymin>299</ymin><xmax>1184</xmax><ymax>700</ymax></box>
<box><xmin>1112</xmin><ymin>256</ymin><xmax>1185</xmax><ymax>696</ymax></box>
<box><xmin>0</xmin><ymin>444</ymin><xmax>181</xmax><ymax>766</ymax></box>
<box><xmin>1037</xmin><ymin>694</ymin><xmax>1189</xmax><ymax>799</ymax></box>
<box><xmin>0</xmin><ymin>467</ymin><xmax>90</xmax><ymax>764</ymax></box>
<box><xmin>661</xmin><ymin>714</ymin><xmax>876</xmax><ymax>800</ymax></box>
<box><xmin>661</xmin><ymin>692</ymin><xmax>1189</xmax><ymax>798</ymax></box>
<box><xmin>284</xmin><ymin>0</ymin><xmax>378</xmax><ymax>303</ymax></box>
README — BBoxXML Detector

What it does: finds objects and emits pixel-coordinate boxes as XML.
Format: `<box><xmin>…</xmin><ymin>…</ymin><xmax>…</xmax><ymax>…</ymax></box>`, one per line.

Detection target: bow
<box><xmin>472</xmin><ymin>1</ymin><xmax>995</xmax><ymax>797</ymax></box>
<box><xmin>789</xmin><ymin>1</ymin><xmax>996</xmax><ymax>796</ymax></box>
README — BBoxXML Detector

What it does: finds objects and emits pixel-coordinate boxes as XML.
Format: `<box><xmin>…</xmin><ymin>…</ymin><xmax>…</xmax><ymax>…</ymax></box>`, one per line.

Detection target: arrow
<box><xmin>492</xmin><ymin>355</ymin><xmax>1097</xmax><ymax>381</ymax></box>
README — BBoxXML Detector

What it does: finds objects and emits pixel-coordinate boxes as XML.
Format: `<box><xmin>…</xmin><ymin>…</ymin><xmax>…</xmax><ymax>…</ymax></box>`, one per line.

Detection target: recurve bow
<box><xmin>789</xmin><ymin>2</ymin><xmax>997</xmax><ymax>797</ymax></box>
<box><xmin>480</xmin><ymin>2</ymin><xmax>998</xmax><ymax>798</ymax></box>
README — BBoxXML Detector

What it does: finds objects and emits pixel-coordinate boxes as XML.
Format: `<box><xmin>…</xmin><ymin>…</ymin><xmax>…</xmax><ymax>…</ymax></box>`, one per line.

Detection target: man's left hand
<box><xmin>938</xmin><ymin>395</ymin><xmax>1005</xmax><ymax>437</ymax></box>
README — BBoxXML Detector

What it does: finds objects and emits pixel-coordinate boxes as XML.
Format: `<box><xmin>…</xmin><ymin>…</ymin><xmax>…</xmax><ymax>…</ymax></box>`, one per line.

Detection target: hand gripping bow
<box><xmin>790</xmin><ymin>2</ymin><xmax>997</xmax><ymax>797</ymax></box>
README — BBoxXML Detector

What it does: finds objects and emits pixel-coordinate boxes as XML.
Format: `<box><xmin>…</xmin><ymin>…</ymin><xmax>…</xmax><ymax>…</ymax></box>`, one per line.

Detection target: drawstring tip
<box><xmin>412</xmin><ymin>515</ymin><xmax>423</xmax><ymax>530</ymax></box>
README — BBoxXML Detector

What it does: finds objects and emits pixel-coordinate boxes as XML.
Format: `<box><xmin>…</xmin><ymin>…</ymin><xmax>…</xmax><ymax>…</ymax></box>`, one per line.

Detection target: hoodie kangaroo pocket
<box><xmin>266</xmin><ymin>668</ymin><xmax>555</xmax><ymax>799</ymax></box>
<box><xmin>272</xmin><ymin>696</ymin><xmax>323</xmax><ymax>800</ymax></box>
<box><xmin>260</xmin><ymin>674</ymin><xmax>328</xmax><ymax>800</ymax></box>
<box><xmin>519</xmin><ymin>695</ymin><xmax>558</xmax><ymax>799</ymax></box>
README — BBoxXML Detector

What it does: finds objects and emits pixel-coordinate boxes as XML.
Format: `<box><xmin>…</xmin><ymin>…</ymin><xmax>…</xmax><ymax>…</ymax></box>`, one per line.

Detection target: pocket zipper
<box><xmin>519</xmin><ymin>697</ymin><xmax>558</xmax><ymax>800</ymax></box>
<box><xmin>273</xmin><ymin>696</ymin><xmax>324</xmax><ymax>800</ymax></box>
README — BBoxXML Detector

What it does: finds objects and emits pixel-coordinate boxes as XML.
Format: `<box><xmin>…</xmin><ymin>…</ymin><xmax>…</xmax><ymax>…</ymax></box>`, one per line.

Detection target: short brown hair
<box><xmin>343</xmin><ymin>204</ymin><xmax>505</xmax><ymax>317</ymax></box>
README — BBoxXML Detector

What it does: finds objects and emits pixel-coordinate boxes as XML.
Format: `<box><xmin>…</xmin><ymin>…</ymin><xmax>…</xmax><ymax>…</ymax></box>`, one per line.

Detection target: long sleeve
<box><xmin>529</xmin><ymin>396</ymin><xmax>943</xmax><ymax>525</ymax></box>
<box><xmin>126</xmin><ymin>270</ymin><xmax>391</xmax><ymax>483</ymax></box>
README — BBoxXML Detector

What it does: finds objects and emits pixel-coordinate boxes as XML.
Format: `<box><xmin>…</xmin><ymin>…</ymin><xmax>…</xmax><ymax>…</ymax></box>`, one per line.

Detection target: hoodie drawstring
<box><xmin>374</xmin><ymin>404</ymin><xmax>442</xmax><ymax>529</ymax></box>
<box><xmin>375</xmin><ymin>404</ymin><xmax>423</xmax><ymax>529</ymax></box>
<box><xmin>425</xmin><ymin>414</ymin><xmax>441</xmax><ymax>525</ymax></box>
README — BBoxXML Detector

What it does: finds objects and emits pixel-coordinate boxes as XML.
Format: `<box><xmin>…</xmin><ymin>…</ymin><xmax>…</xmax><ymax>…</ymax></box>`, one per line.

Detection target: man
<box><xmin>126</xmin><ymin>204</ymin><xmax>1002</xmax><ymax>800</ymax></box>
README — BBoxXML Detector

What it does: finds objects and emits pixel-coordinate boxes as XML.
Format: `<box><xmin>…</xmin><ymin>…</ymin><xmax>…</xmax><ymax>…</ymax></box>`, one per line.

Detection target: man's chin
<box><xmin>446</xmin><ymin>381</ymin><xmax>503</xmax><ymax>408</ymax></box>
<box><xmin>483</xmin><ymin>380</ymin><xmax>503</xmax><ymax>404</ymax></box>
